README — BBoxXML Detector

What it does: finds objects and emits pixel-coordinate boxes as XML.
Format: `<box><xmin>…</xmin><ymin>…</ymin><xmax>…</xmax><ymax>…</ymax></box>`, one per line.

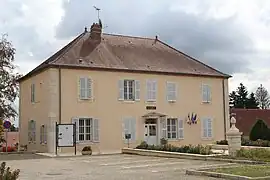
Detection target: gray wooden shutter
<box><xmin>33</xmin><ymin>120</ymin><xmax>36</xmax><ymax>142</ymax></box>
<box><xmin>86</xmin><ymin>78</ymin><xmax>93</xmax><ymax>99</ymax></box>
<box><xmin>160</xmin><ymin>118</ymin><xmax>167</xmax><ymax>139</ymax></box>
<box><xmin>93</xmin><ymin>118</ymin><xmax>99</xmax><ymax>142</ymax></box>
<box><xmin>201</xmin><ymin>118</ymin><xmax>208</xmax><ymax>138</ymax></box>
<box><xmin>44</xmin><ymin>125</ymin><xmax>47</xmax><ymax>144</ymax></box>
<box><xmin>72</xmin><ymin>118</ymin><xmax>79</xmax><ymax>143</ymax></box>
<box><xmin>123</xmin><ymin>118</ymin><xmax>130</xmax><ymax>143</ymax></box>
<box><xmin>135</xmin><ymin>80</ymin><xmax>140</xmax><ymax>101</ymax></box>
<box><xmin>202</xmin><ymin>84</ymin><xmax>208</xmax><ymax>102</ymax></box>
<box><xmin>207</xmin><ymin>118</ymin><xmax>213</xmax><ymax>138</ymax></box>
<box><xmin>130</xmin><ymin>118</ymin><xmax>136</xmax><ymax>141</ymax></box>
<box><xmin>207</xmin><ymin>85</ymin><xmax>211</xmax><ymax>102</ymax></box>
<box><xmin>178</xmin><ymin>118</ymin><xmax>184</xmax><ymax>139</ymax></box>
<box><xmin>118</xmin><ymin>80</ymin><xmax>124</xmax><ymax>100</ymax></box>
<box><xmin>153</xmin><ymin>81</ymin><xmax>157</xmax><ymax>101</ymax></box>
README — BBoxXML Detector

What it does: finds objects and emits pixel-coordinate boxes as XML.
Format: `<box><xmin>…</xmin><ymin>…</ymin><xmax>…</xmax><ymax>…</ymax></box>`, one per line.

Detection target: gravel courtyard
<box><xmin>3</xmin><ymin>154</ymin><xmax>230</xmax><ymax>179</ymax></box>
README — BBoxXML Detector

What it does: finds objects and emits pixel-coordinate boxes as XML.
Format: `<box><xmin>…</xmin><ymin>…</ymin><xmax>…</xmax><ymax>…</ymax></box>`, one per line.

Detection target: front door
<box><xmin>144</xmin><ymin>124</ymin><xmax>157</xmax><ymax>145</ymax></box>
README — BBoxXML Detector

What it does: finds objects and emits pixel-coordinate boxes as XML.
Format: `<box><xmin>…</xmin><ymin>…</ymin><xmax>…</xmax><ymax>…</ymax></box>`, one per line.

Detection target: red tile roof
<box><xmin>230</xmin><ymin>108</ymin><xmax>270</xmax><ymax>136</ymax></box>
<box><xmin>18</xmin><ymin>23</ymin><xmax>231</xmax><ymax>82</ymax></box>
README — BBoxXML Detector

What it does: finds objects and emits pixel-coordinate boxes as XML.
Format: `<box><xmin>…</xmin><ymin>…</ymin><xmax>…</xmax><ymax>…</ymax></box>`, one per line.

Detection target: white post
<box><xmin>226</xmin><ymin>116</ymin><xmax>242</xmax><ymax>157</ymax></box>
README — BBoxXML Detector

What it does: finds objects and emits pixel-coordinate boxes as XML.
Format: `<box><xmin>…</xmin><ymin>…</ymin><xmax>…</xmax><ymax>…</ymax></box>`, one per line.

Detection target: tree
<box><xmin>10</xmin><ymin>124</ymin><xmax>17</xmax><ymax>132</ymax></box>
<box><xmin>246</xmin><ymin>92</ymin><xmax>259</xmax><ymax>109</ymax></box>
<box><xmin>255</xmin><ymin>84</ymin><xmax>270</xmax><ymax>109</ymax></box>
<box><xmin>229</xmin><ymin>91</ymin><xmax>238</xmax><ymax>108</ymax></box>
<box><xmin>0</xmin><ymin>34</ymin><xmax>22</xmax><ymax>142</ymax></box>
<box><xmin>230</xmin><ymin>83</ymin><xmax>249</xmax><ymax>108</ymax></box>
<box><xmin>250</xmin><ymin>119</ymin><xmax>270</xmax><ymax>141</ymax></box>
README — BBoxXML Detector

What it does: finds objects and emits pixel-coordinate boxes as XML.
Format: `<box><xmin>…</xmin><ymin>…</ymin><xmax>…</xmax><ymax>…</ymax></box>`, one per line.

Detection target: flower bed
<box><xmin>136</xmin><ymin>141</ymin><xmax>212</xmax><ymax>155</ymax></box>
<box><xmin>216</xmin><ymin>139</ymin><xmax>270</xmax><ymax>147</ymax></box>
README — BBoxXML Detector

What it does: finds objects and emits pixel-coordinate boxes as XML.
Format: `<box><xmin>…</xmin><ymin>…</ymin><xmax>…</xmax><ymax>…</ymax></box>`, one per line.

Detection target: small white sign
<box><xmin>58</xmin><ymin>124</ymin><xmax>74</xmax><ymax>147</ymax></box>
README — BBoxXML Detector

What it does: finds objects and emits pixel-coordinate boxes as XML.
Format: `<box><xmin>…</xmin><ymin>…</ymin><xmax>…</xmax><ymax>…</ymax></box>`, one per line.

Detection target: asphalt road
<box><xmin>3</xmin><ymin>154</ymin><xmax>229</xmax><ymax>180</ymax></box>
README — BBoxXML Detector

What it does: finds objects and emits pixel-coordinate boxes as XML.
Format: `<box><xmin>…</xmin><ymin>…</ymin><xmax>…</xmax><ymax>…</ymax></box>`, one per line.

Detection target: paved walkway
<box><xmin>5</xmin><ymin>154</ymin><xmax>230</xmax><ymax>179</ymax></box>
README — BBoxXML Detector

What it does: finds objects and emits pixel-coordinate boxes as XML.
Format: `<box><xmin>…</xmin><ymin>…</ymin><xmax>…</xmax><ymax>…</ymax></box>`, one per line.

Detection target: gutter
<box><xmin>222</xmin><ymin>79</ymin><xmax>226</xmax><ymax>140</ymax></box>
<box><xmin>58</xmin><ymin>66</ymin><xmax>62</xmax><ymax>124</ymax></box>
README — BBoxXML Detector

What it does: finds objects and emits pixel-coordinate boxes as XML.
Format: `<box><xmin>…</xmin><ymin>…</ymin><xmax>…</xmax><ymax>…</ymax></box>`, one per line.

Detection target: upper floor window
<box><xmin>202</xmin><ymin>84</ymin><xmax>211</xmax><ymax>103</ymax></box>
<box><xmin>166</xmin><ymin>82</ymin><xmax>177</xmax><ymax>102</ymax></box>
<box><xmin>146</xmin><ymin>80</ymin><xmax>157</xmax><ymax>102</ymax></box>
<box><xmin>118</xmin><ymin>79</ymin><xmax>140</xmax><ymax>101</ymax></box>
<box><xmin>79</xmin><ymin>77</ymin><xmax>92</xmax><ymax>100</ymax></box>
<box><xmin>31</xmin><ymin>83</ymin><xmax>35</xmax><ymax>103</ymax></box>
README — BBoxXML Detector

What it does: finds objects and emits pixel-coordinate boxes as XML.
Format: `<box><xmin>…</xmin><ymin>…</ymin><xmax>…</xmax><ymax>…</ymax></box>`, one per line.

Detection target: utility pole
<box><xmin>93</xmin><ymin>6</ymin><xmax>101</xmax><ymax>21</ymax></box>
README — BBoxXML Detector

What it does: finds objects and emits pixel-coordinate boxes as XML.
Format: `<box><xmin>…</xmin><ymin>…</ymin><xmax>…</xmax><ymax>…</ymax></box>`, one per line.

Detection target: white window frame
<box><xmin>31</xmin><ymin>83</ymin><xmax>35</xmax><ymax>103</ymax></box>
<box><xmin>166</xmin><ymin>118</ymin><xmax>178</xmax><ymax>139</ymax></box>
<box><xmin>72</xmin><ymin>117</ymin><xmax>99</xmax><ymax>143</ymax></box>
<box><xmin>202</xmin><ymin>117</ymin><xmax>213</xmax><ymax>139</ymax></box>
<box><xmin>79</xmin><ymin>77</ymin><xmax>93</xmax><ymax>100</ymax></box>
<box><xmin>40</xmin><ymin>124</ymin><xmax>47</xmax><ymax>144</ymax></box>
<box><xmin>78</xmin><ymin>118</ymin><xmax>93</xmax><ymax>142</ymax></box>
<box><xmin>166</xmin><ymin>82</ymin><xmax>177</xmax><ymax>102</ymax></box>
<box><xmin>146</xmin><ymin>80</ymin><xmax>157</xmax><ymax>102</ymax></box>
<box><xmin>202</xmin><ymin>84</ymin><xmax>211</xmax><ymax>103</ymax></box>
<box><xmin>124</xmin><ymin>80</ymin><xmax>135</xmax><ymax>101</ymax></box>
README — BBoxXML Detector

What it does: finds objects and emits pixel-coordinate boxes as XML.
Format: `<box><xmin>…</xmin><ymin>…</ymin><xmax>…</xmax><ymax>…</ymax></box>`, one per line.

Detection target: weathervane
<box><xmin>93</xmin><ymin>6</ymin><xmax>101</xmax><ymax>21</ymax></box>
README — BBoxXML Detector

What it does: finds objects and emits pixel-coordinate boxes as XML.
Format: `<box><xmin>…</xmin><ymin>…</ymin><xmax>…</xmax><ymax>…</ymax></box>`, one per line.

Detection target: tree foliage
<box><xmin>229</xmin><ymin>83</ymin><xmax>259</xmax><ymax>109</ymax></box>
<box><xmin>0</xmin><ymin>34</ymin><xmax>21</xmax><ymax>119</ymax></box>
<box><xmin>255</xmin><ymin>84</ymin><xmax>270</xmax><ymax>109</ymax></box>
<box><xmin>250</xmin><ymin>119</ymin><xmax>270</xmax><ymax>141</ymax></box>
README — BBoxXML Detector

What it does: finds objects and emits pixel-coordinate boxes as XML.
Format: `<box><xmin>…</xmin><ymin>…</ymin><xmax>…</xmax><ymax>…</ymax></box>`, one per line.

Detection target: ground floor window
<box><xmin>167</xmin><ymin>118</ymin><xmax>177</xmax><ymax>139</ymax></box>
<box><xmin>78</xmin><ymin>118</ymin><xmax>92</xmax><ymax>141</ymax></box>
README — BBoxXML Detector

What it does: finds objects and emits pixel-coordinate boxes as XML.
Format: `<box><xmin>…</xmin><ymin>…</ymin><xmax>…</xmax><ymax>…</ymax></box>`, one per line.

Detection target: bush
<box><xmin>250</xmin><ymin>119</ymin><xmax>270</xmax><ymax>141</ymax></box>
<box><xmin>136</xmin><ymin>142</ymin><xmax>212</xmax><ymax>155</ymax></box>
<box><xmin>236</xmin><ymin>148</ymin><xmax>270</xmax><ymax>161</ymax></box>
<box><xmin>82</xmin><ymin>146</ymin><xmax>92</xmax><ymax>151</ymax></box>
<box><xmin>216</xmin><ymin>140</ymin><xmax>228</xmax><ymax>145</ymax></box>
<box><xmin>0</xmin><ymin>162</ymin><xmax>20</xmax><ymax>180</ymax></box>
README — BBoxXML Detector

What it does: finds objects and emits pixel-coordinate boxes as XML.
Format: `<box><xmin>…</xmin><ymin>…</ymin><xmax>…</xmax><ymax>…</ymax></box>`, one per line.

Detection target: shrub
<box><xmin>160</xmin><ymin>138</ymin><xmax>168</xmax><ymax>145</ymax></box>
<box><xmin>250</xmin><ymin>119</ymin><xmax>270</xmax><ymax>141</ymax></box>
<box><xmin>216</xmin><ymin>140</ymin><xmax>228</xmax><ymax>145</ymax></box>
<box><xmin>0</xmin><ymin>162</ymin><xmax>20</xmax><ymax>180</ymax></box>
<box><xmin>82</xmin><ymin>146</ymin><xmax>92</xmax><ymax>151</ymax></box>
<box><xmin>135</xmin><ymin>142</ymin><xmax>212</xmax><ymax>155</ymax></box>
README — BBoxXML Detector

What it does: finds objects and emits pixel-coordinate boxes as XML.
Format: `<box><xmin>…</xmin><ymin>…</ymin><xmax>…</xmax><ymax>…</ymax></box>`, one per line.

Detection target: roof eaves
<box><xmin>157</xmin><ymin>39</ymin><xmax>232</xmax><ymax>79</ymax></box>
<box><xmin>17</xmin><ymin>32</ymin><xmax>86</xmax><ymax>83</ymax></box>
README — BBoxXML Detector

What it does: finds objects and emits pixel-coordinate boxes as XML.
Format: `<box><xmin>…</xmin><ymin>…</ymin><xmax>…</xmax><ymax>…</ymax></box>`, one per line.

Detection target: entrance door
<box><xmin>144</xmin><ymin>124</ymin><xmax>157</xmax><ymax>145</ymax></box>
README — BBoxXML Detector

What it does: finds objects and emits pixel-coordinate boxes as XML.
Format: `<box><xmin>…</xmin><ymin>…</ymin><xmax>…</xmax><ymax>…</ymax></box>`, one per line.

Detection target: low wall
<box><xmin>122</xmin><ymin>148</ymin><xmax>266</xmax><ymax>164</ymax></box>
<box><xmin>211</xmin><ymin>144</ymin><xmax>270</xmax><ymax>150</ymax></box>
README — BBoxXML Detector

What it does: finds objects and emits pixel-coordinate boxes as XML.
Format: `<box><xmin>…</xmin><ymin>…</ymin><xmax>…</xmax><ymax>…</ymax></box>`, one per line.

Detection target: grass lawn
<box><xmin>210</xmin><ymin>165</ymin><xmax>270</xmax><ymax>177</ymax></box>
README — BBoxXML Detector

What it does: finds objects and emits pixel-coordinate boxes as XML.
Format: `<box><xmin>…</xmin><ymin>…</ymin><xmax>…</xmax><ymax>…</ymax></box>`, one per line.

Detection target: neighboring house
<box><xmin>230</xmin><ymin>108</ymin><xmax>270</xmax><ymax>138</ymax></box>
<box><xmin>18</xmin><ymin>22</ymin><xmax>231</xmax><ymax>154</ymax></box>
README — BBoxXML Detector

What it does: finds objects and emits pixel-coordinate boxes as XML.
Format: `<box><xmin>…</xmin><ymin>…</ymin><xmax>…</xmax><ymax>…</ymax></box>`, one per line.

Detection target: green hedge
<box><xmin>136</xmin><ymin>141</ymin><xmax>212</xmax><ymax>155</ymax></box>
<box><xmin>216</xmin><ymin>139</ymin><xmax>270</xmax><ymax>147</ymax></box>
<box><xmin>236</xmin><ymin>148</ymin><xmax>270</xmax><ymax>162</ymax></box>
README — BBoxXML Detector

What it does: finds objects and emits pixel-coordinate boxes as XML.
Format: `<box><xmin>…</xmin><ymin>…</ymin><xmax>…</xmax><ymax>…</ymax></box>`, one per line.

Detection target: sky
<box><xmin>2</xmin><ymin>0</ymin><xmax>270</xmax><ymax>125</ymax></box>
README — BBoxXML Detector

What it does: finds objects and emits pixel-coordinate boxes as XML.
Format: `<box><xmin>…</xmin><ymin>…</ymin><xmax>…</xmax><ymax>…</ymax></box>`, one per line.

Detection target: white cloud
<box><xmin>2</xmin><ymin>0</ymin><xmax>270</xmax><ymax>119</ymax></box>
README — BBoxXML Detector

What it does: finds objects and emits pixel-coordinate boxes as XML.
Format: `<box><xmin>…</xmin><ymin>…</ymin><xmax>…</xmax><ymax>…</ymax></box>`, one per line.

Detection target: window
<box><xmin>202</xmin><ymin>118</ymin><xmax>213</xmax><ymax>138</ymax></box>
<box><xmin>72</xmin><ymin>118</ymin><xmax>99</xmax><ymax>142</ymax></box>
<box><xmin>118</xmin><ymin>80</ymin><xmax>140</xmax><ymax>101</ymax></box>
<box><xmin>31</xmin><ymin>84</ymin><xmax>35</xmax><ymax>103</ymax></box>
<box><xmin>28</xmin><ymin>120</ymin><xmax>36</xmax><ymax>143</ymax></box>
<box><xmin>202</xmin><ymin>84</ymin><xmax>211</xmax><ymax>102</ymax></box>
<box><xmin>146</xmin><ymin>80</ymin><xmax>157</xmax><ymax>101</ymax></box>
<box><xmin>124</xmin><ymin>80</ymin><xmax>135</xmax><ymax>100</ymax></box>
<box><xmin>122</xmin><ymin>117</ymin><xmax>136</xmax><ymax>142</ymax></box>
<box><xmin>40</xmin><ymin>125</ymin><xmax>47</xmax><ymax>144</ymax></box>
<box><xmin>167</xmin><ymin>118</ymin><xmax>177</xmax><ymax>139</ymax></box>
<box><xmin>79</xmin><ymin>77</ymin><xmax>92</xmax><ymax>100</ymax></box>
<box><xmin>167</xmin><ymin>82</ymin><xmax>177</xmax><ymax>101</ymax></box>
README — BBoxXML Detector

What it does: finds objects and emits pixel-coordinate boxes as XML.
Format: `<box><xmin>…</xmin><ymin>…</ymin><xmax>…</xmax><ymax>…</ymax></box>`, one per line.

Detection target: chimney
<box><xmin>90</xmin><ymin>23</ymin><xmax>102</xmax><ymax>41</ymax></box>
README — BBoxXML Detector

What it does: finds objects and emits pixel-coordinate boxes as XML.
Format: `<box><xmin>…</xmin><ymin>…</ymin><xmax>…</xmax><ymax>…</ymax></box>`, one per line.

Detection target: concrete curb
<box><xmin>211</xmin><ymin>144</ymin><xmax>270</xmax><ymax>150</ymax></box>
<box><xmin>186</xmin><ymin>166</ymin><xmax>270</xmax><ymax>180</ymax></box>
<box><xmin>122</xmin><ymin>148</ymin><xmax>266</xmax><ymax>164</ymax></box>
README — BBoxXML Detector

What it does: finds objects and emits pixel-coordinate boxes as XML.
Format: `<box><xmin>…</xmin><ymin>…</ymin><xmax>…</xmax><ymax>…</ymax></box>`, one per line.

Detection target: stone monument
<box><xmin>226</xmin><ymin>115</ymin><xmax>243</xmax><ymax>157</ymax></box>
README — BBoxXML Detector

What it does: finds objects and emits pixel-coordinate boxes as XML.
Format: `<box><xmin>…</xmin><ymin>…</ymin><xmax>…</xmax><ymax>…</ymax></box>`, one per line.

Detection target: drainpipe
<box><xmin>222</xmin><ymin>79</ymin><xmax>226</xmax><ymax>140</ymax></box>
<box><xmin>58</xmin><ymin>66</ymin><xmax>62</xmax><ymax>124</ymax></box>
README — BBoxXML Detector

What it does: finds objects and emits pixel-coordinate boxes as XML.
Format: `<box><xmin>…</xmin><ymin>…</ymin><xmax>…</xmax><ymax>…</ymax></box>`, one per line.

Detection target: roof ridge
<box><xmin>157</xmin><ymin>39</ymin><xmax>232</xmax><ymax>78</ymax></box>
<box><xmin>103</xmin><ymin>33</ymin><xmax>155</xmax><ymax>41</ymax></box>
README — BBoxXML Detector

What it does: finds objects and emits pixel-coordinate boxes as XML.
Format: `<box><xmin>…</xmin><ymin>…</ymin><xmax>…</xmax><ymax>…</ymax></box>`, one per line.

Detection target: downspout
<box><xmin>222</xmin><ymin>79</ymin><xmax>226</xmax><ymax>140</ymax></box>
<box><xmin>58</xmin><ymin>66</ymin><xmax>62</xmax><ymax>124</ymax></box>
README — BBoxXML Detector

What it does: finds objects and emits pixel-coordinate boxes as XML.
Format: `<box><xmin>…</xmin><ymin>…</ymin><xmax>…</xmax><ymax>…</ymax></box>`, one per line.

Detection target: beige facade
<box><xmin>19</xmin><ymin>67</ymin><xmax>230</xmax><ymax>153</ymax></box>
<box><xmin>19</xmin><ymin>22</ymin><xmax>231</xmax><ymax>154</ymax></box>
